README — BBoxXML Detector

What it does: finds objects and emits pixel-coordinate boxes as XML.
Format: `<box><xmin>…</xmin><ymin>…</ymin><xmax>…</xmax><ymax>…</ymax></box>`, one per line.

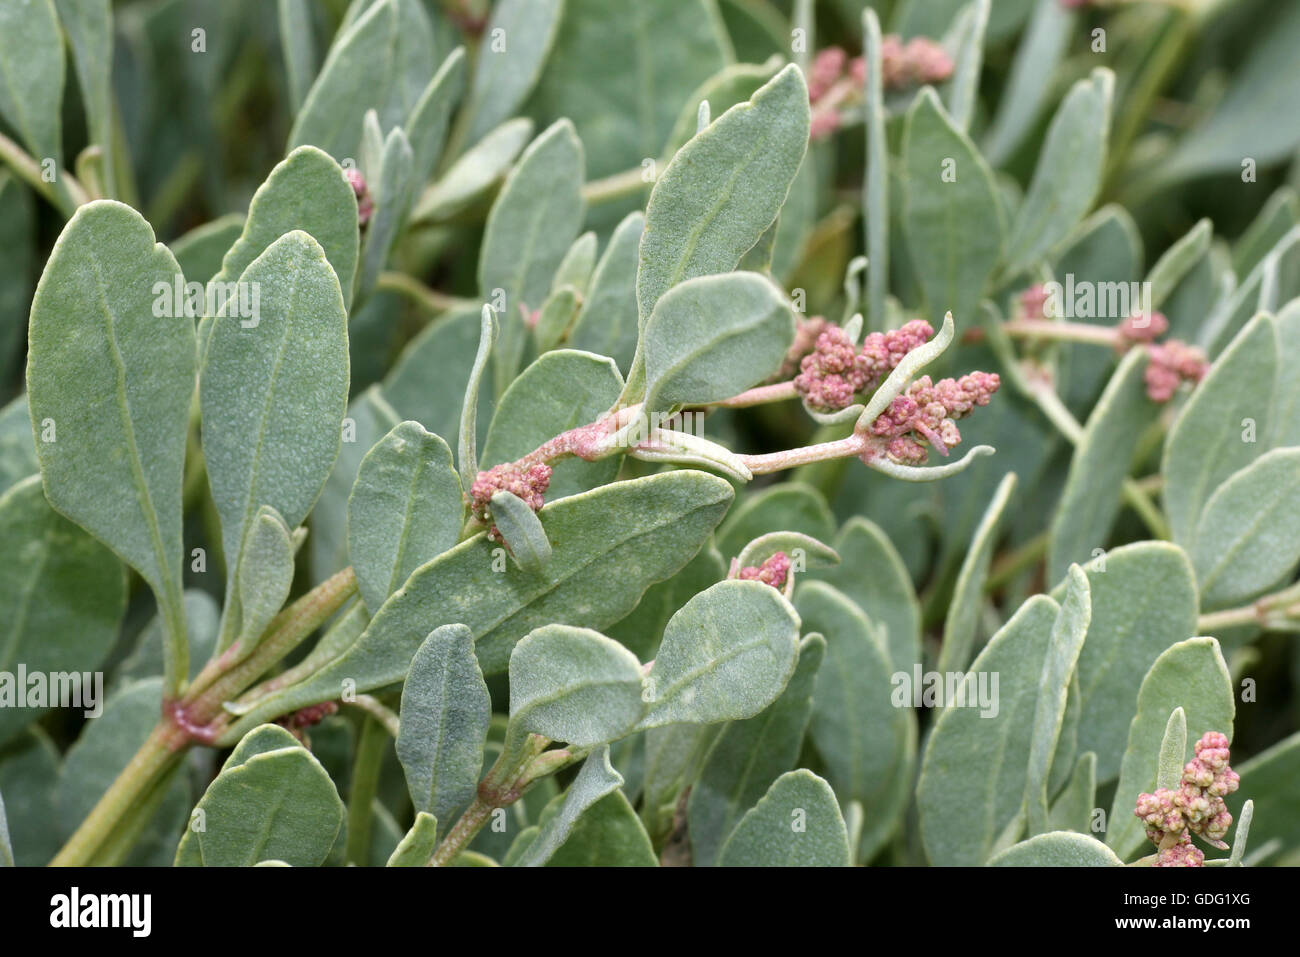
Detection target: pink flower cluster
<box><xmin>469</xmin><ymin>462</ymin><xmax>553</xmax><ymax>540</ymax></box>
<box><xmin>736</xmin><ymin>551</ymin><xmax>791</xmax><ymax>590</ymax></box>
<box><xmin>1135</xmin><ymin>731</ymin><xmax>1240</xmax><ymax>867</ymax></box>
<box><xmin>345</xmin><ymin>168</ymin><xmax>373</xmax><ymax>228</ymax></box>
<box><xmin>1144</xmin><ymin>339</ymin><xmax>1208</xmax><ymax>404</ymax></box>
<box><xmin>867</xmin><ymin>371</ymin><xmax>1001</xmax><ymax>464</ymax></box>
<box><xmin>1019</xmin><ymin>283</ymin><xmax>1051</xmax><ymax>320</ymax></box>
<box><xmin>1117</xmin><ymin>311</ymin><xmax>1169</xmax><ymax>345</ymax></box>
<box><xmin>777</xmin><ymin>315</ymin><xmax>831</xmax><ymax>380</ymax></box>
<box><xmin>793</xmin><ymin>319</ymin><xmax>934</xmax><ymax>411</ymax></box>
<box><xmin>807</xmin><ymin>38</ymin><xmax>953</xmax><ymax>139</ymax></box>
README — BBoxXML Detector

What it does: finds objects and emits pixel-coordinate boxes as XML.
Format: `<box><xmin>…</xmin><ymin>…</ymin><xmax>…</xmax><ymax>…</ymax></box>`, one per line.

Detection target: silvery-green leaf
<box><xmin>53</xmin><ymin>0</ymin><xmax>111</xmax><ymax>188</ymax></box>
<box><xmin>639</xmin><ymin>580</ymin><xmax>800</xmax><ymax>730</ymax></box>
<box><xmin>1265</xmin><ymin>302</ymin><xmax>1300</xmax><ymax>454</ymax></box>
<box><xmin>855</xmin><ymin>313</ymin><xmax>957</xmax><ymax>431</ymax></box>
<box><xmin>0</xmin><ymin>788</ymin><xmax>11</xmax><ymax>866</ymax></box>
<box><xmin>218</xmin><ymin>471</ymin><xmax>734</xmax><ymax>739</ymax></box>
<box><xmin>1024</xmin><ymin>566</ymin><xmax>1091</xmax><ymax>836</ymax></box>
<box><xmin>27</xmin><ymin>200</ymin><xmax>192</xmax><ymax>691</ymax></box>
<box><xmin>1194</xmin><ymin>448</ymin><xmax>1300</xmax><ymax>609</ymax></box>
<box><xmin>716</xmin><ymin>482</ymin><xmax>835</xmax><ymax>558</ymax></box>
<box><xmin>411</xmin><ymin>118</ymin><xmax>533</xmax><ymax>223</ymax></box>
<box><xmin>568</xmin><ymin>211</ymin><xmax>644</xmax><ymax>374</ymax></box>
<box><xmin>1204</xmin><ymin>228</ymin><xmax>1300</xmax><ymax>356</ymax></box>
<box><xmin>508</xmin><ymin>625</ymin><xmax>645</xmax><ymax>748</ymax></box>
<box><xmin>1162</xmin><ymin>313</ymin><xmax>1278</xmax><ymax>549</ymax></box>
<box><xmin>235</xmin><ymin>506</ymin><xmax>295</xmax><ymax>649</ymax></box>
<box><xmin>460</xmin><ymin>0</ymin><xmax>563</xmax><ymax>147</ymax></box>
<box><xmin>902</xmin><ymin>88</ymin><xmax>1004</xmax><ymax>326</ymax></box>
<box><xmin>0</xmin><ymin>729</ymin><xmax>60</xmax><ymax>865</ymax></box>
<box><xmin>641</xmin><ymin>272</ymin><xmax>795</xmax><ymax>414</ymax></box>
<box><xmin>480</xmin><ymin>349</ymin><xmax>623</xmax><ymax>499</ymax></box>
<box><xmin>206</xmin><ymin>146</ymin><xmax>359</xmax><ymax>315</ymax></box>
<box><xmin>201</xmin><ymin>230</ymin><xmax>349</xmax><ymax>642</ymax></box>
<box><xmin>170</xmin><ymin>213</ymin><xmax>244</xmax><ymax>287</ymax></box>
<box><xmin>982</xmin><ymin>0</ymin><xmax>1077</xmax><ymax>167</ymax></box>
<box><xmin>1048</xmin><ymin>349</ymin><xmax>1159</xmax><ymax>583</ymax></box>
<box><xmin>717</xmin><ymin>770</ymin><xmax>851</xmax><ymax>867</ymax></box>
<box><xmin>1054</xmin><ymin>543</ymin><xmax>1198</xmax><ymax>784</ymax></box>
<box><xmin>347</xmin><ymin>420</ymin><xmax>462</xmax><ymax>614</ymax></box>
<box><xmin>688</xmin><ymin>633</ymin><xmax>825</xmax><ymax>866</ymax></box>
<box><xmin>1146</xmin><ymin>219</ymin><xmax>1213</xmax><ymax>311</ymax></box>
<box><xmin>490</xmin><ymin>491</ymin><xmax>553</xmax><ymax>574</ymax></box>
<box><xmin>945</xmin><ymin>0</ymin><xmax>989</xmax><ymax>133</ymax></box>
<box><xmin>639</xmin><ymin>723</ymin><xmax>718</xmax><ymax>844</ymax></box>
<box><xmin>1156</xmin><ymin>707</ymin><xmax>1188</xmax><ymax>791</ymax></box>
<box><xmin>545</xmin><ymin>791</ymin><xmax>656</xmax><ymax>866</ymax></box>
<box><xmin>0</xmin><ymin>0</ymin><xmax>63</xmax><ymax>163</ymax></box>
<box><xmin>1048</xmin><ymin>752</ymin><xmax>1097</xmax><ymax>834</ymax></box>
<box><xmin>862</xmin><ymin>8</ymin><xmax>888</xmax><ymax>326</ymax></box>
<box><xmin>386</xmin><ymin>811</ymin><xmax>438</xmax><ymax>866</ymax></box>
<box><xmin>662</xmin><ymin>60</ymin><xmax>781</xmax><ymax>159</ymax></box>
<box><xmin>354</xmin><ymin>126</ymin><xmax>414</xmax><ymax>307</ymax></box>
<box><xmin>56</xmin><ymin>679</ymin><xmax>188</xmax><ymax>866</ymax></box>
<box><xmin>117</xmin><ymin>590</ymin><xmax>221</xmax><ymax>687</ymax></box>
<box><xmin>288</xmin><ymin>0</ymin><xmax>434</xmax><ymax>161</ymax></box>
<box><xmin>311</xmin><ymin>386</ymin><xmax>401</xmax><ymax>582</ymax></box>
<box><xmin>457</xmin><ymin>305</ymin><xmax>496</xmax><ymax>489</ymax></box>
<box><xmin>989</xmin><ymin>831</ymin><xmax>1122</xmax><ymax>867</ymax></box>
<box><xmin>811</xmin><ymin>517</ymin><xmax>921</xmax><ymax>673</ymax></box>
<box><xmin>406</xmin><ymin>47</ymin><xmax>468</xmax><ymax>187</ymax></box>
<box><xmin>527</xmin><ymin>0</ymin><xmax>727</xmax><ymax>179</ymax></box>
<box><xmin>553</xmin><ymin>232</ymin><xmax>597</xmax><ymax>295</ymax></box>
<box><xmin>1107</xmin><ymin>637</ymin><xmax>1234</xmax><ymax>860</ymax></box>
<box><xmin>532</xmin><ymin>285</ymin><xmax>582</xmax><ymax>353</ymax></box>
<box><xmin>796</xmin><ymin>581</ymin><xmax>914</xmax><ymax>862</ymax></box>
<box><xmin>0</xmin><ymin>477</ymin><xmax>125</xmax><ymax>746</ymax></box>
<box><xmin>635</xmin><ymin>64</ymin><xmax>810</xmax><ymax>324</ymax></box>
<box><xmin>918</xmin><ymin>595</ymin><xmax>1060</xmax><ymax>865</ymax></box>
<box><xmin>396</xmin><ymin>625</ymin><xmax>489</xmax><ymax>833</ymax></box>
<box><xmin>1155</xmin><ymin>2</ymin><xmax>1300</xmax><ymax>184</ymax></box>
<box><xmin>1235</xmin><ymin>187</ymin><xmax>1299</xmax><ymax>278</ymax></box>
<box><xmin>0</xmin><ymin>394</ymin><xmax>37</xmax><ymax>498</ymax></box>
<box><xmin>1003</xmin><ymin>69</ymin><xmax>1114</xmax><ymax>272</ymax></box>
<box><xmin>479</xmin><ymin>119</ymin><xmax>584</xmax><ymax>321</ymax></box>
<box><xmin>735</xmin><ymin>532</ymin><xmax>838</xmax><ymax>575</ymax></box>
<box><xmin>513</xmin><ymin>746</ymin><xmax>622</xmax><ymax>867</ymax></box>
<box><xmin>937</xmin><ymin>472</ymin><xmax>1016</xmax><ymax>675</ymax></box>
<box><xmin>1228</xmin><ymin>800</ymin><xmax>1253</xmax><ymax>866</ymax></box>
<box><xmin>606</xmin><ymin>543</ymin><xmax>725</xmax><ymax>662</ymax></box>
<box><xmin>187</xmin><ymin>725</ymin><xmax>345</xmax><ymax>867</ymax></box>
<box><xmin>1226</xmin><ymin>730</ymin><xmax>1300</xmax><ymax>862</ymax></box>
<box><xmin>277</xmin><ymin>0</ymin><xmax>316</xmax><ymax>112</ymax></box>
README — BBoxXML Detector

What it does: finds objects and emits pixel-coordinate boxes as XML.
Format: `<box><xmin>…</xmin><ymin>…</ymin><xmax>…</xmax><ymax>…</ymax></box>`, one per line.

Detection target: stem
<box><xmin>0</xmin><ymin>129</ymin><xmax>88</xmax><ymax>215</ymax></box>
<box><xmin>1197</xmin><ymin>578</ymin><xmax>1300</xmax><ymax>633</ymax></box>
<box><xmin>348</xmin><ymin>694</ymin><xmax>401</xmax><ymax>738</ymax></box>
<box><xmin>1001</xmin><ymin>317</ymin><xmax>1122</xmax><ymax>348</ymax></box>
<box><xmin>376</xmin><ymin>271</ymin><xmax>475</xmax><ymax>314</ymax></box>
<box><xmin>710</xmin><ymin>380</ymin><xmax>799</xmax><ymax>408</ymax></box>
<box><xmin>739</xmin><ymin>434</ymin><xmax>868</xmax><ymax>474</ymax></box>
<box><xmin>346</xmin><ymin>717</ymin><xmax>387</xmax><ymax>865</ymax></box>
<box><xmin>181</xmin><ymin>566</ymin><xmax>359</xmax><ymax>738</ymax></box>
<box><xmin>50</xmin><ymin>722</ymin><xmax>189</xmax><ymax>866</ymax></box>
<box><xmin>581</xmin><ymin>166</ymin><xmax>649</xmax><ymax>205</ymax></box>
<box><xmin>985</xmin><ymin>532</ymin><xmax>1049</xmax><ymax>592</ymax></box>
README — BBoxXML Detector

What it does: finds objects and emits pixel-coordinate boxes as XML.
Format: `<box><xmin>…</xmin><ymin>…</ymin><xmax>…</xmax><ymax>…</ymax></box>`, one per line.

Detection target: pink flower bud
<box><xmin>1117</xmin><ymin>311</ymin><xmax>1168</xmax><ymax>345</ymax></box>
<box><xmin>737</xmin><ymin>551</ymin><xmax>792</xmax><ymax>590</ymax></box>
<box><xmin>808</xmin><ymin>47</ymin><xmax>848</xmax><ymax>102</ymax></box>
<box><xmin>469</xmin><ymin>462</ymin><xmax>553</xmax><ymax>536</ymax></box>
<box><xmin>346</xmin><ymin>167</ymin><xmax>373</xmax><ymax>227</ymax></box>
<box><xmin>1144</xmin><ymin>340</ymin><xmax>1207</xmax><ymax>403</ymax></box>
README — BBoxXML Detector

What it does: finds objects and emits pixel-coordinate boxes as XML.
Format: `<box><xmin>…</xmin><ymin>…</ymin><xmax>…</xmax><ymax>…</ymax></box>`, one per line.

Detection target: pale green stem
<box><xmin>376</xmin><ymin>271</ymin><xmax>475</xmax><ymax>314</ymax></box>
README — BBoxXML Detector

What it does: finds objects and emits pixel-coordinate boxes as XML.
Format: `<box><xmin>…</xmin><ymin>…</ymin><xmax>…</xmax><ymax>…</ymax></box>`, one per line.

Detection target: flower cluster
<box><xmin>867</xmin><ymin>371</ymin><xmax>1001</xmax><ymax>464</ymax></box>
<box><xmin>736</xmin><ymin>552</ymin><xmax>791</xmax><ymax>590</ymax></box>
<box><xmin>793</xmin><ymin>319</ymin><xmax>933</xmax><ymax>411</ymax></box>
<box><xmin>345</xmin><ymin>168</ymin><xmax>373</xmax><ymax>228</ymax></box>
<box><xmin>469</xmin><ymin>462</ymin><xmax>553</xmax><ymax>539</ymax></box>
<box><xmin>807</xmin><ymin>37</ymin><xmax>953</xmax><ymax>139</ymax></box>
<box><xmin>1135</xmin><ymin>731</ymin><xmax>1240</xmax><ymax>867</ymax></box>
<box><xmin>1144</xmin><ymin>339</ymin><xmax>1208</xmax><ymax>403</ymax></box>
<box><xmin>1116</xmin><ymin>311</ymin><xmax>1169</xmax><ymax>345</ymax></box>
<box><xmin>1019</xmin><ymin>283</ymin><xmax>1051</xmax><ymax>320</ymax></box>
<box><xmin>776</xmin><ymin>315</ymin><xmax>830</xmax><ymax>380</ymax></box>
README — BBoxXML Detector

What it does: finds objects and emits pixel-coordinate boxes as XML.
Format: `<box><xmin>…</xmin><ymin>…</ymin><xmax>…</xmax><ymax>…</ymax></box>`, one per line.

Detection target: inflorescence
<box><xmin>1135</xmin><ymin>731</ymin><xmax>1240</xmax><ymax>867</ymax></box>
